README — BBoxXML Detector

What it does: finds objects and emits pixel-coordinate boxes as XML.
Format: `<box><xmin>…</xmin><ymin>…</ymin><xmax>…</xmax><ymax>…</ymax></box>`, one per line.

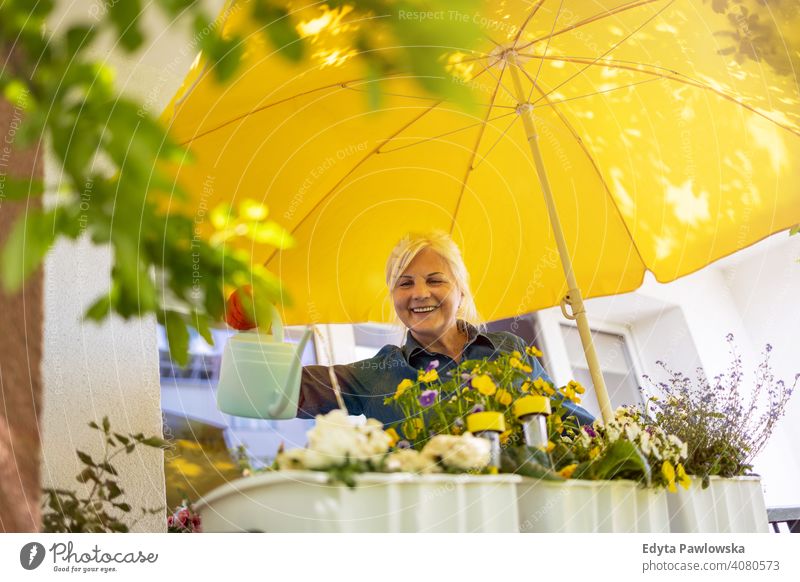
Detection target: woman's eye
<box><xmin>428</xmin><ymin>279</ymin><xmax>444</xmax><ymax>285</ymax></box>
<box><xmin>399</xmin><ymin>281</ymin><xmax>412</xmax><ymax>288</ymax></box>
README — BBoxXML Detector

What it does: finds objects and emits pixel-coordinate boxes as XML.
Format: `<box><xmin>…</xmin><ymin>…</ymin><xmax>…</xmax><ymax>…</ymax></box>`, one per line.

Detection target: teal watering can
<box><xmin>216</xmin><ymin>305</ymin><xmax>312</xmax><ymax>420</ymax></box>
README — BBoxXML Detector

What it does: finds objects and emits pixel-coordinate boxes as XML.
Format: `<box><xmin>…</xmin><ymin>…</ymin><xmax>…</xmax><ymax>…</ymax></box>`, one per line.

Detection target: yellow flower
<box><xmin>662</xmin><ymin>460</ymin><xmax>677</xmax><ymax>493</ymax></box>
<box><xmin>472</xmin><ymin>374</ymin><xmax>497</xmax><ymax>396</ymax></box>
<box><xmin>546</xmin><ymin>441</ymin><xmax>555</xmax><ymax>453</ymax></box>
<box><xmin>509</xmin><ymin>357</ymin><xmax>533</xmax><ymax>373</ymax></box>
<box><xmin>418</xmin><ymin>368</ymin><xmax>439</xmax><ymax>383</ymax></box>
<box><xmin>512</xmin><ymin>350</ymin><xmax>522</xmax><ymax>359</ymax></box>
<box><xmin>403</xmin><ymin>418</ymin><xmax>424</xmax><ymax>439</ymax></box>
<box><xmin>562</xmin><ymin>380</ymin><xmax>584</xmax><ymax>403</ymax></box>
<box><xmin>526</xmin><ymin>345</ymin><xmax>543</xmax><ymax>358</ymax></box>
<box><xmin>534</xmin><ymin>377</ymin><xmax>555</xmax><ymax>396</ymax></box>
<box><xmin>568</xmin><ymin>380</ymin><xmax>586</xmax><ymax>395</ymax></box>
<box><xmin>394</xmin><ymin>378</ymin><xmax>414</xmax><ymax>400</ymax></box>
<box><xmin>677</xmin><ymin>463</ymin><xmax>692</xmax><ymax>490</ymax></box>
<box><xmin>385</xmin><ymin>428</ymin><xmax>400</xmax><ymax>448</ymax></box>
<box><xmin>495</xmin><ymin>389</ymin><xmax>513</xmax><ymax>406</ymax></box>
<box><xmin>589</xmin><ymin>446</ymin><xmax>601</xmax><ymax>460</ymax></box>
<box><xmin>499</xmin><ymin>429</ymin><xmax>512</xmax><ymax>445</ymax></box>
<box><xmin>558</xmin><ymin>463</ymin><xmax>578</xmax><ymax>479</ymax></box>
<box><xmin>521</xmin><ymin>381</ymin><xmax>531</xmax><ymax>393</ymax></box>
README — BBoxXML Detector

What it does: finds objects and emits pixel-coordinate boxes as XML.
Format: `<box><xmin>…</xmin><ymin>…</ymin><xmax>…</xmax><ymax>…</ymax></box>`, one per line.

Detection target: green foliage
<box><xmin>0</xmin><ymin>1</ymin><xmax>305</xmax><ymax>364</ymax></box>
<box><xmin>500</xmin><ymin>445</ymin><xmax>563</xmax><ymax>481</ymax></box>
<box><xmin>41</xmin><ymin>417</ymin><xmax>169</xmax><ymax>533</ymax></box>
<box><xmin>572</xmin><ymin>440</ymin><xmax>651</xmax><ymax>484</ymax></box>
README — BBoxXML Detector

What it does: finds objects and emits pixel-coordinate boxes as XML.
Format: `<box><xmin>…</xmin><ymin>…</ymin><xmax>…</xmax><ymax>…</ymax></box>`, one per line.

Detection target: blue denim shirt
<box><xmin>298</xmin><ymin>321</ymin><xmax>594</xmax><ymax>427</ymax></box>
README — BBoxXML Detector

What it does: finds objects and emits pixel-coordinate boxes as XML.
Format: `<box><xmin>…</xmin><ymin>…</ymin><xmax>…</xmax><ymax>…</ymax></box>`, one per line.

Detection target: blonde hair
<box><xmin>385</xmin><ymin>231</ymin><xmax>484</xmax><ymax>331</ymax></box>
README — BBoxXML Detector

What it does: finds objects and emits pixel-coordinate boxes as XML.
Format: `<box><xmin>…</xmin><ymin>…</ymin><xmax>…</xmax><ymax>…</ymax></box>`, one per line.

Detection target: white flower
<box><xmin>276</xmin><ymin>448</ymin><xmax>313</xmax><ymax>470</ymax></box>
<box><xmin>421</xmin><ymin>433</ymin><xmax>491</xmax><ymax>471</ymax></box>
<box><xmin>578</xmin><ymin>428</ymin><xmax>592</xmax><ymax>447</ymax></box>
<box><xmin>667</xmin><ymin>434</ymin><xmax>688</xmax><ymax>459</ymax></box>
<box><xmin>384</xmin><ymin>449</ymin><xmax>440</xmax><ymax>474</ymax></box>
<box><xmin>639</xmin><ymin>431</ymin><xmax>652</xmax><ymax>456</ymax></box>
<box><xmin>303</xmin><ymin>410</ymin><xmax>392</xmax><ymax>468</ymax></box>
<box><xmin>624</xmin><ymin>423</ymin><xmax>641</xmax><ymax>442</ymax></box>
<box><xmin>605</xmin><ymin>420</ymin><xmax>621</xmax><ymax>442</ymax></box>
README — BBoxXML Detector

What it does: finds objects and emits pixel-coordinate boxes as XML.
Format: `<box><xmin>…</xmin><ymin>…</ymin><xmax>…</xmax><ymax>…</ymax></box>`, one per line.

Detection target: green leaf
<box><xmin>102</xmin><ymin>416</ymin><xmax>110</xmax><ymax>433</ymax></box>
<box><xmin>84</xmin><ymin>296</ymin><xmax>111</xmax><ymax>322</ymax></box>
<box><xmin>65</xmin><ymin>25</ymin><xmax>96</xmax><ymax>55</ymax></box>
<box><xmin>140</xmin><ymin>437</ymin><xmax>170</xmax><ymax>449</ymax></box>
<box><xmin>0</xmin><ymin>178</ymin><xmax>44</xmax><ymax>200</ymax></box>
<box><xmin>77</xmin><ymin>451</ymin><xmax>96</xmax><ymax>467</ymax></box>
<box><xmin>108</xmin><ymin>0</ymin><xmax>144</xmax><ymax>51</ymax></box>
<box><xmin>113</xmin><ymin>433</ymin><xmax>130</xmax><ymax>446</ymax></box>
<box><xmin>254</xmin><ymin>4</ymin><xmax>305</xmax><ymax>62</ymax></box>
<box><xmin>585</xmin><ymin>440</ymin><xmax>651</xmax><ymax>484</ymax></box>
<box><xmin>76</xmin><ymin>468</ymin><xmax>97</xmax><ymax>484</ymax></box>
<box><xmin>0</xmin><ymin>209</ymin><xmax>57</xmax><ymax>293</ymax></box>
<box><xmin>245</xmin><ymin>221</ymin><xmax>294</xmax><ymax>248</ymax></box>
<box><xmin>790</xmin><ymin>224</ymin><xmax>800</xmax><ymax>236</ymax></box>
<box><xmin>161</xmin><ymin>310</ymin><xmax>190</xmax><ymax>367</ymax></box>
<box><xmin>191</xmin><ymin>312</ymin><xmax>214</xmax><ymax>346</ymax></box>
<box><xmin>106</xmin><ymin>481</ymin><xmax>123</xmax><ymax>500</ymax></box>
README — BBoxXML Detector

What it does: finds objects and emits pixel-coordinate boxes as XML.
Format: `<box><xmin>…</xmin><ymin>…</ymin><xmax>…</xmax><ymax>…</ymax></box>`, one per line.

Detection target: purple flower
<box><xmin>425</xmin><ymin>360</ymin><xmax>440</xmax><ymax>373</ymax></box>
<box><xmin>582</xmin><ymin>424</ymin><xmax>597</xmax><ymax>438</ymax></box>
<box><xmin>470</xmin><ymin>404</ymin><xmax>484</xmax><ymax>414</ymax></box>
<box><xmin>397</xmin><ymin>440</ymin><xmax>411</xmax><ymax>449</ymax></box>
<box><xmin>419</xmin><ymin>390</ymin><xmax>438</xmax><ymax>407</ymax></box>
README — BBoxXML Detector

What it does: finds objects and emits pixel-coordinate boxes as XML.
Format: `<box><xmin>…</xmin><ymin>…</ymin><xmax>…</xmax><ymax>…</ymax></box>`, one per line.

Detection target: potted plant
<box><xmin>195</xmin><ymin>409</ymin><xmax>521</xmax><ymax>532</ymax></box>
<box><xmin>639</xmin><ymin>335</ymin><xmax>797</xmax><ymax>533</ymax></box>
<box><xmin>512</xmin><ymin>406</ymin><xmax>688</xmax><ymax>533</ymax></box>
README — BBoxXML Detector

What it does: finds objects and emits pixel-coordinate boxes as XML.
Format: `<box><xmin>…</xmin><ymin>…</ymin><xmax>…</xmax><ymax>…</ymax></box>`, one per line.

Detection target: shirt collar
<box><xmin>401</xmin><ymin>320</ymin><xmax>496</xmax><ymax>363</ymax></box>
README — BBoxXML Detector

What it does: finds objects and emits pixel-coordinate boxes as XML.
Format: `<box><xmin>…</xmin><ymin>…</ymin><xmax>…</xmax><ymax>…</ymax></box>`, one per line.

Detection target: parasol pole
<box><xmin>508</xmin><ymin>53</ymin><xmax>614</xmax><ymax>424</ymax></box>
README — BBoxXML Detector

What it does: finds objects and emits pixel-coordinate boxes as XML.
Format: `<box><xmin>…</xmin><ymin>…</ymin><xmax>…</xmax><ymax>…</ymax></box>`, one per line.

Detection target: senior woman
<box><xmin>298</xmin><ymin>231</ymin><xmax>594</xmax><ymax>427</ymax></box>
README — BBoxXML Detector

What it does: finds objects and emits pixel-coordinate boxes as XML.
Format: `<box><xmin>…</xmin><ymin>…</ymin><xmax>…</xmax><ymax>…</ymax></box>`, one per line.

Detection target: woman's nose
<box><xmin>412</xmin><ymin>283</ymin><xmax>431</xmax><ymax>299</ymax></box>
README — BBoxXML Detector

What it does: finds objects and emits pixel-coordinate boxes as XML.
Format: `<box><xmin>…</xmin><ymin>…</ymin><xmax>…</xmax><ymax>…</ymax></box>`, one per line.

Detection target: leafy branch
<box><xmin>41</xmin><ymin>416</ymin><xmax>170</xmax><ymax>533</ymax></box>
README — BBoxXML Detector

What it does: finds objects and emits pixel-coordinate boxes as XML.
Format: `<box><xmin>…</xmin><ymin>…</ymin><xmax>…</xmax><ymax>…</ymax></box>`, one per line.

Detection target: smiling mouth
<box><xmin>410</xmin><ymin>305</ymin><xmax>439</xmax><ymax>314</ymax></box>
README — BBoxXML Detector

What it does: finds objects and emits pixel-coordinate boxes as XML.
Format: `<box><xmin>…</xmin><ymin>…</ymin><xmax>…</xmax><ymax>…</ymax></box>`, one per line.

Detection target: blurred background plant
<box><xmin>639</xmin><ymin>334</ymin><xmax>797</xmax><ymax>487</ymax></box>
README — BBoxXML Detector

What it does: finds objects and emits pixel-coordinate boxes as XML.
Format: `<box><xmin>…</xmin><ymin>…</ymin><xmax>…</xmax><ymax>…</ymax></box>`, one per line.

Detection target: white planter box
<box><xmin>667</xmin><ymin>476</ymin><xmax>769</xmax><ymax>533</ymax></box>
<box><xmin>197</xmin><ymin>470</ymin><xmax>522</xmax><ymax>532</ymax></box>
<box><xmin>516</xmin><ymin>478</ymin><xmax>669</xmax><ymax>533</ymax></box>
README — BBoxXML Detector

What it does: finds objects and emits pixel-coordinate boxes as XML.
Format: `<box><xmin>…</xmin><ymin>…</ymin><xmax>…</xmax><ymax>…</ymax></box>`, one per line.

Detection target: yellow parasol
<box><xmin>163</xmin><ymin>0</ymin><xmax>800</xmax><ymax>422</ymax></box>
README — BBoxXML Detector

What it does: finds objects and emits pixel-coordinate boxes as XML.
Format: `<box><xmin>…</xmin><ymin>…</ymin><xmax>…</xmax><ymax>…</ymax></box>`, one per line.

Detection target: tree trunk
<box><xmin>0</xmin><ymin>97</ymin><xmax>44</xmax><ymax>532</ymax></box>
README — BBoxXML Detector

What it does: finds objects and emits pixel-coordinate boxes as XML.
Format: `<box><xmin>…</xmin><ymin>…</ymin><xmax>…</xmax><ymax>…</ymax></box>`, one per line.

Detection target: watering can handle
<box><xmin>266</xmin><ymin>321</ymin><xmax>313</xmax><ymax>418</ymax></box>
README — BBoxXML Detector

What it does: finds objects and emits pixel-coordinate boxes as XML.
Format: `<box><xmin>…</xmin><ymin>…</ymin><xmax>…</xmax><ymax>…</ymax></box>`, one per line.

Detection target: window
<box><xmin>560</xmin><ymin>325</ymin><xmax>642</xmax><ymax>414</ymax></box>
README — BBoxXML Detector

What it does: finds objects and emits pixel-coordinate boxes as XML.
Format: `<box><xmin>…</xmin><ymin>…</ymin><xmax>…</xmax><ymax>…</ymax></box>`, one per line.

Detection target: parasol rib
<box><xmin>448</xmin><ymin>62</ymin><xmax>511</xmax><ymax>236</ymax></box>
<box><xmin>517</xmin><ymin>0</ymin><xmax>668</xmax><ymax>51</ymax></box>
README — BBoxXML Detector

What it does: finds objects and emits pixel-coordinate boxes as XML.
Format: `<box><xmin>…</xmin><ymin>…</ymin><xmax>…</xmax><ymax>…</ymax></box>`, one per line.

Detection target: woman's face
<box><xmin>392</xmin><ymin>247</ymin><xmax>463</xmax><ymax>340</ymax></box>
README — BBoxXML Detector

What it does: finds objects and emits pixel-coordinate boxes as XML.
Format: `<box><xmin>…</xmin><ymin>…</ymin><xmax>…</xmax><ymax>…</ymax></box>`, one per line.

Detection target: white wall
<box><xmin>41</xmin><ymin>240</ymin><xmax>166</xmax><ymax>531</ymax></box>
<box><xmin>723</xmin><ymin>235</ymin><xmax>800</xmax><ymax>506</ymax></box>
